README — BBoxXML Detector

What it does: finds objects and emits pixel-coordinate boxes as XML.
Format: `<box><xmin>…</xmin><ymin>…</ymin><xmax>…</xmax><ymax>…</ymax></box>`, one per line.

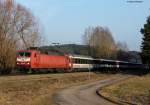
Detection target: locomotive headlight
<box><xmin>27</xmin><ymin>58</ymin><xmax>31</xmax><ymax>61</ymax></box>
<box><xmin>17</xmin><ymin>58</ymin><xmax>21</xmax><ymax>61</ymax></box>
<box><xmin>69</xmin><ymin>63</ymin><xmax>72</xmax><ymax>67</ymax></box>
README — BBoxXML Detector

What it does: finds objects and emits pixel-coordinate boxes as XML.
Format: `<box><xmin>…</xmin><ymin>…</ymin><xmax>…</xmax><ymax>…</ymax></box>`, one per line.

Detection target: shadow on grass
<box><xmin>93</xmin><ymin>68</ymin><xmax>149</xmax><ymax>76</ymax></box>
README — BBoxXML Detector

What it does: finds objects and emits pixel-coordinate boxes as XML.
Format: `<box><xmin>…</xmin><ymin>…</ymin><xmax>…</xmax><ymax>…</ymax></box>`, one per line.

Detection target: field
<box><xmin>99</xmin><ymin>74</ymin><xmax>150</xmax><ymax>105</ymax></box>
<box><xmin>0</xmin><ymin>72</ymin><xmax>111</xmax><ymax>105</ymax></box>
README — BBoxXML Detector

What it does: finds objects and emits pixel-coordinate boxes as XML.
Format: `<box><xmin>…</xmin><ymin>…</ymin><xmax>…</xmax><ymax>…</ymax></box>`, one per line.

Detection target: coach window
<box><xmin>85</xmin><ymin>59</ymin><xmax>87</xmax><ymax>64</ymax></box>
<box><xmin>77</xmin><ymin>59</ymin><xmax>80</xmax><ymax>64</ymax></box>
<box><xmin>87</xmin><ymin>60</ymin><xmax>89</xmax><ymax>64</ymax></box>
<box><xmin>74</xmin><ymin>59</ymin><xmax>76</xmax><ymax>63</ymax></box>
<box><xmin>82</xmin><ymin>59</ymin><xmax>84</xmax><ymax>64</ymax></box>
<box><xmin>73</xmin><ymin>59</ymin><xmax>75</xmax><ymax>63</ymax></box>
<box><xmin>81</xmin><ymin>59</ymin><xmax>84</xmax><ymax>64</ymax></box>
<box><xmin>81</xmin><ymin>59</ymin><xmax>83</xmax><ymax>64</ymax></box>
<box><xmin>78</xmin><ymin>59</ymin><xmax>80</xmax><ymax>64</ymax></box>
<box><xmin>75</xmin><ymin>59</ymin><xmax>77</xmax><ymax>63</ymax></box>
<box><xmin>83</xmin><ymin>59</ymin><xmax>85</xmax><ymax>64</ymax></box>
<box><xmin>79</xmin><ymin>59</ymin><xmax>81</xmax><ymax>64</ymax></box>
<box><xmin>72</xmin><ymin>59</ymin><xmax>75</xmax><ymax>63</ymax></box>
<box><xmin>80</xmin><ymin>59</ymin><xmax>82</xmax><ymax>64</ymax></box>
<box><xmin>78</xmin><ymin>59</ymin><xmax>81</xmax><ymax>64</ymax></box>
<box><xmin>77</xmin><ymin>59</ymin><xmax>79</xmax><ymax>64</ymax></box>
<box><xmin>89</xmin><ymin>60</ymin><xmax>92</xmax><ymax>64</ymax></box>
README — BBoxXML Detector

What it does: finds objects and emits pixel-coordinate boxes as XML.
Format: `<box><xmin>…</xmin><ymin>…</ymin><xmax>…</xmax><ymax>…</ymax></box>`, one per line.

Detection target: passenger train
<box><xmin>16</xmin><ymin>49</ymin><xmax>149</xmax><ymax>73</ymax></box>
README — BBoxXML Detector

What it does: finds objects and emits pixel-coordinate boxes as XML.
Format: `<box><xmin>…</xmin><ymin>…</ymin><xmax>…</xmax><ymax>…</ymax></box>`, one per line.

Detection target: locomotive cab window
<box><xmin>18</xmin><ymin>52</ymin><xmax>31</xmax><ymax>57</ymax></box>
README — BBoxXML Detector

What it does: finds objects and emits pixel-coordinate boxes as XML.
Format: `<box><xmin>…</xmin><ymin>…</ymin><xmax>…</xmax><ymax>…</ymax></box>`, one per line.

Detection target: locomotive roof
<box><xmin>17</xmin><ymin>49</ymin><xmax>36</xmax><ymax>52</ymax></box>
<box><xmin>17</xmin><ymin>49</ymin><xmax>65</xmax><ymax>55</ymax></box>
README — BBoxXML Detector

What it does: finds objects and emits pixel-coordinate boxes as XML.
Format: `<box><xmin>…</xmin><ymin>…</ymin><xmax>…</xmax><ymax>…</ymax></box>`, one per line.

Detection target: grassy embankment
<box><xmin>0</xmin><ymin>72</ymin><xmax>112</xmax><ymax>105</ymax></box>
<box><xmin>99</xmin><ymin>74</ymin><xmax>150</xmax><ymax>105</ymax></box>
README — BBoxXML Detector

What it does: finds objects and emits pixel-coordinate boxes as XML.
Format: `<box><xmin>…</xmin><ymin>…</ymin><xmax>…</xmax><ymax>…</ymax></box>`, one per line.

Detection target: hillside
<box><xmin>40</xmin><ymin>44</ymin><xmax>90</xmax><ymax>56</ymax></box>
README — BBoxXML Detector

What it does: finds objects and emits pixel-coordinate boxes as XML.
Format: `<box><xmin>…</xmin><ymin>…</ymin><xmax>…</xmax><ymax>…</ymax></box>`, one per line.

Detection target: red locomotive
<box><xmin>17</xmin><ymin>49</ymin><xmax>72</xmax><ymax>72</ymax></box>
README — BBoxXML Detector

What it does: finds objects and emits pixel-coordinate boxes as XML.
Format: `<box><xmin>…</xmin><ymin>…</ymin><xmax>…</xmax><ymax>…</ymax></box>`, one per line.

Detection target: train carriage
<box><xmin>69</xmin><ymin>55</ymin><xmax>93</xmax><ymax>71</ymax></box>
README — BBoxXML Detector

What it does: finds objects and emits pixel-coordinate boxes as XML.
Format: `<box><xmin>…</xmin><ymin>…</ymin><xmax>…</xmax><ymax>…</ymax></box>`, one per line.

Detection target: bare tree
<box><xmin>15</xmin><ymin>3</ymin><xmax>42</xmax><ymax>48</ymax></box>
<box><xmin>0</xmin><ymin>0</ymin><xmax>41</xmax><ymax>49</ymax></box>
<box><xmin>0</xmin><ymin>0</ymin><xmax>42</xmax><ymax>73</ymax></box>
<box><xmin>117</xmin><ymin>41</ymin><xmax>129</xmax><ymax>52</ymax></box>
<box><xmin>116</xmin><ymin>42</ymin><xmax>132</xmax><ymax>62</ymax></box>
<box><xmin>83</xmin><ymin>26</ymin><xmax>117</xmax><ymax>59</ymax></box>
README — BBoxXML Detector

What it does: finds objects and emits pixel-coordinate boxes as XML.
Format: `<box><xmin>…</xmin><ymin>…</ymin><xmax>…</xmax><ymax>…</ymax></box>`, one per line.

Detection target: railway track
<box><xmin>53</xmin><ymin>74</ymin><xmax>131</xmax><ymax>105</ymax></box>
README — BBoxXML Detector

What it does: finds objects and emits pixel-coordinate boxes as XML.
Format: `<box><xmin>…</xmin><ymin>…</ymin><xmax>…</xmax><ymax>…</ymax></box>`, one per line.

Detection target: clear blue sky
<box><xmin>15</xmin><ymin>0</ymin><xmax>150</xmax><ymax>51</ymax></box>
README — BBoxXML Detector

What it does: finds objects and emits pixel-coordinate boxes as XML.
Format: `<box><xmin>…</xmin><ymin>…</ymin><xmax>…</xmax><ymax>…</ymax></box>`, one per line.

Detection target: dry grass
<box><xmin>0</xmin><ymin>72</ymin><xmax>110</xmax><ymax>105</ymax></box>
<box><xmin>100</xmin><ymin>74</ymin><xmax>150</xmax><ymax>105</ymax></box>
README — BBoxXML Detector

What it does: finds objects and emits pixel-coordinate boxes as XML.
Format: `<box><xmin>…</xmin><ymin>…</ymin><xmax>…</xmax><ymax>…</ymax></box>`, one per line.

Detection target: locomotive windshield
<box><xmin>18</xmin><ymin>52</ymin><xmax>31</xmax><ymax>57</ymax></box>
